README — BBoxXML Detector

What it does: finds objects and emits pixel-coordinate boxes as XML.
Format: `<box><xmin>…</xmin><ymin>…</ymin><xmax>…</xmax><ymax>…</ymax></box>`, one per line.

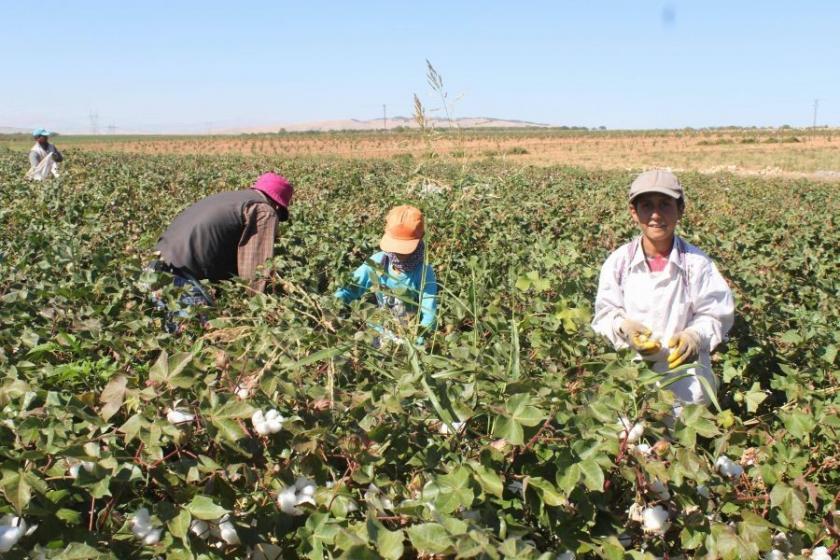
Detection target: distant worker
<box><xmin>335</xmin><ymin>205</ymin><xmax>438</xmax><ymax>347</ymax></box>
<box><xmin>151</xmin><ymin>172</ymin><xmax>293</xmax><ymax>304</ymax></box>
<box><xmin>591</xmin><ymin>170</ymin><xmax>734</xmax><ymax>407</ymax></box>
<box><xmin>26</xmin><ymin>128</ymin><xmax>63</xmax><ymax>181</ymax></box>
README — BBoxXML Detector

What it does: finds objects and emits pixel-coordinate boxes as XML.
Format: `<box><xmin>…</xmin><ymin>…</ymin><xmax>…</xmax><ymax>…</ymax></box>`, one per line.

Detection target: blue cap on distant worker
<box><xmin>32</xmin><ymin>128</ymin><xmax>52</xmax><ymax>138</ymax></box>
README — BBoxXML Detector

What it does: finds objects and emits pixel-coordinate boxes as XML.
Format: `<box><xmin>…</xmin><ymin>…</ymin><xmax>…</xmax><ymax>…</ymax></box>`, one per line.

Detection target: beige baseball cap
<box><xmin>628</xmin><ymin>170</ymin><xmax>684</xmax><ymax>202</ymax></box>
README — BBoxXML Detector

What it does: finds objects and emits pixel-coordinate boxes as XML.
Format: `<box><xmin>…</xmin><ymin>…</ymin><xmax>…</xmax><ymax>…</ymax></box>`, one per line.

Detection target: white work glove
<box><xmin>667</xmin><ymin>329</ymin><xmax>701</xmax><ymax>369</ymax></box>
<box><xmin>618</xmin><ymin>318</ymin><xmax>661</xmax><ymax>356</ymax></box>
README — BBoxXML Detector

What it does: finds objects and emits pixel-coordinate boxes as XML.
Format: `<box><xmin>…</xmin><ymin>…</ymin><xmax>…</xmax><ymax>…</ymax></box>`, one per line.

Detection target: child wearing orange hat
<box><xmin>335</xmin><ymin>205</ymin><xmax>438</xmax><ymax>345</ymax></box>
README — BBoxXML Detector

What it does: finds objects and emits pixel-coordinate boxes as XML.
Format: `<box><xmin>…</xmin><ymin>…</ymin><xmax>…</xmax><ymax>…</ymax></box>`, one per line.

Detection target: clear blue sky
<box><xmin>2</xmin><ymin>1</ymin><xmax>838</xmax><ymax>132</ymax></box>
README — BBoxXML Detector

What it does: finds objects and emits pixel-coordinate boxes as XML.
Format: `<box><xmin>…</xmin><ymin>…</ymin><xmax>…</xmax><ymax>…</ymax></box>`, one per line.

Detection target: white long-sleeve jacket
<box><xmin>591</xmin><ymin>236</ymin><xmax>735</xmax><ymax>404</ymax></box>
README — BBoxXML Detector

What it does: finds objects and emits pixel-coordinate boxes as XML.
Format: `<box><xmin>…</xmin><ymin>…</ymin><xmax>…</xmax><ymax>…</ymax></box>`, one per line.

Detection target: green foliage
<box><xmin>0</xmin><ymin>153</ymin><xmax>837</xmax><ymax>558</ymax></box>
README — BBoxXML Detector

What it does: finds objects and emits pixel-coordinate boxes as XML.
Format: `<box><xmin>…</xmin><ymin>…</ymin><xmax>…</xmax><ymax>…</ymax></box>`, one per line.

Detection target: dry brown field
<box><xmin>7</xmin><ymin>128</ymin><xmax>840</xmax><ymax>179</ymax></box>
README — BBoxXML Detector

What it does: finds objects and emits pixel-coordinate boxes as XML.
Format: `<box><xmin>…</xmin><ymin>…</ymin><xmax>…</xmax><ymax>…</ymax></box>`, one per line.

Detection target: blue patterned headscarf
<box><xmin>386</xmin><ymin>240</ymin><xmax>425</xmax><ymax>273</ymax></box>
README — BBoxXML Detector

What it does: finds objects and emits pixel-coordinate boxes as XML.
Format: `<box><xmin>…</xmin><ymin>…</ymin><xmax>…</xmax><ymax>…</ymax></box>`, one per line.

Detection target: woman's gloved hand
<box><xmin>619</xmin><ymin>318</ymin><xmax>662</xmax><ymax>356</ymax></box>
<box><xmin>667</xmin><ymin>329</ymin><xmax>701</xmax><ymax>368</ymax></box>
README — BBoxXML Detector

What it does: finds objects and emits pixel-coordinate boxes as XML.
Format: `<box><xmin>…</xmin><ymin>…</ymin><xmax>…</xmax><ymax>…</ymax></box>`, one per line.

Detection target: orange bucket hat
<box><xmin>380</xmin><ymin>205</ymin><xmax>424</xmax><ymax>254</ymax></box>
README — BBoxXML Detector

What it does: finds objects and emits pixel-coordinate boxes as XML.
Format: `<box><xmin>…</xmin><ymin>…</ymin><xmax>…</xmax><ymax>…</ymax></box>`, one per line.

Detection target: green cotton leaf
<box><xmin>578</xmin><ymin>459</ymin><xmax>605</xmax><ymax>492</ymax></box>
<box><xmin>469</xmin><ymin>462</ymin><xmax>504</xmax><ymax>498</ymax></box>
<box><xmin>675</xmin><ymin>404</ymin><xmax>720</xmax><ymax>446</ymax></box>
<box><xmin>119</xmin><ymin>412</ymin><xmax>148</xmax><ymax>443</ymax></box>
<box><xmin>491</xmin><ymin>393</ymin><xmax>546</xmax><ymax>444</ymax></box>
<box><xmin>744</xmin><ymin>382</ymin><xmax>768</xmax><ymax>414</ymax></box>
<box><xmin>168</xmin><ymin>508</ymin><xmax>192</xmax><ymax>540</ymax></box>
<box><xmin>211</xmin><ymin>417</ymin><xmax>248</xmax><ymax>444</ymax></box>
<box><xmin>56</xmin><ymin>508</ymin><xmax>83</xmax><ymax>525</ymax></box>
<box><xmin>208</xmin><ymin>399</ymin><xmax>255</xmax><ymax>420</ymax></box>
<box><xmin>185</xmin><ymin>495</ymin><xmax>229</xmax><ymax>520</ymax></box>
<box><xmin>149</xmin><ymin>350</ymin><xmax>195</xmax><ymax>388</ymax></box>
<box><xmin>407</xmin><ymin>523</ymin><xmax>453</xmax><ymax>554</ymax></box>
<box><xmin>514</xmin><ymin>276</ymin><xmax>532</xmax><ymax>292</ymax></box>
<box><xmin>770</xmin><ymin>484</ymin><xmax>806</xmax><ymax>528</ymax></box>
<box><xmin>778</xmin><ymin>410</ymin><xmax>816</xmax><ymax>441</ymax></box>
<box><xmin>424</xmin><ymin>467</ymin><xmax>474</xmax><ymax>514</ymax></box>
<box><xmin>737</xmin><ymin>512</ymin><xmax>772</xmax><ymax>550</ymax></box>
<box><xmin>366</xmin><ymin>517</ymin><xmax>404</xmax><ymax>560</ymax></box>
<box><xmin>556</xmin><ymin>463</ymin><xmax>581</xmax><ymax>494</ymax></box>
<box><xmin>525</xmin><ymin>476</ymin><xmax>567</xmax><ymax>507</ymax></box>
<box><xmin>99</xmin><ymin>374</ymin><xmax>127</xmax><ymax>421</ymax></box>
<box><xmin>822</xmin><ymin>344</ymin><xmax>837</xmax><ymax>365</ymax></box>
<box><xmin>1</xmin><ymin>470</ymin><xmax>31</xmax><ymax>514</ymax></box>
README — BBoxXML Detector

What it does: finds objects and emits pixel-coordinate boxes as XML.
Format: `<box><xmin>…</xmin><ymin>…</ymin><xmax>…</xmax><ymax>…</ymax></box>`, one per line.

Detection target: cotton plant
<box><xmin>278</xmin><ymin>477</ymin><xmax>317</xmax><ymax>516</ymax></box>
<box><xmin>252</xmin><ymin>409</ymin><xmax>285</xmax><ymax>436</ymax></box>
<box><xmin>131</xmin><ymin>507</ymin><xmax>163</xmax><ymax>546</ymax></box>
<box><xmin>0</xmin><ymin>516</ymin><xmax>35</xmax><ymax>553</ymax></box>
<box><xmin>641</xmin><ymin>505</ymin><xmax>671</xmax><ymax>534</ymax></box>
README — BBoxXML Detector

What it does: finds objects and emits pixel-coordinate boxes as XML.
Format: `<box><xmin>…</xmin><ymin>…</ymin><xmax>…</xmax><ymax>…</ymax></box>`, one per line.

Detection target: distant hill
<box><xmin>225</xmin><ymin>116</ymin><xmax>552</xmax><ymax>134</ymax></box>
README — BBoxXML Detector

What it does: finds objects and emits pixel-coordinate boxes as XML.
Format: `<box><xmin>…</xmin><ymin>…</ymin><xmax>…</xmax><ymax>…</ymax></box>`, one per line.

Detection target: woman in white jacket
<box><xmin>591</xmin><ymin>170</ymin><xmax>734</xmax><ymax>406</ymax></box>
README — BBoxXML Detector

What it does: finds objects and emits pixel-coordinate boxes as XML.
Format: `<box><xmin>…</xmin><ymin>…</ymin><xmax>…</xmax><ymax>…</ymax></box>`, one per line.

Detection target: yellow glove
<box><xmin>667</xmin><ymin>329</ymin><xmax>701</xmax><ymax>368</ymax></box>
<box><xmin>619</xmin><ymin>318</ymin><xmax>661</xmax><ymax>356</ymax></box>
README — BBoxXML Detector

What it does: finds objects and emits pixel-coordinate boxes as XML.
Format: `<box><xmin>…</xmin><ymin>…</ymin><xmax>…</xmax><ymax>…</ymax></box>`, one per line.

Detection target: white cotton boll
<box><xmin>142</xmin><ymin>527</ymin><xmax>162</xmax><ymax>546</ymax></box>
<box><xmin>190</xmin><ymin>519</ymin><xmax>209</xmax><ymax>540</ymax></box>
<box><xmin>295</xmin><ymin>477</ymin><xmax>316</xmax><ymax>494</ymax></box>
<box><xmin>634</xmin><ymin>443</ymin><xmax>652</xmax><ymax>456</ymax></box>
<box><xmin>810</xmin><ymin>547</ymin><xmax>831</xmax><ymax>560</ymax></box>
<box><xmin>236</xmin><ymin>387</ymin><xmax>250</xmax><ymax>399</ymax></box>
<box><xmin>167</xmin><ymin>409</ymin><xmax>195</xmax><ymax>424</ymax></box>
<box><xmin>764</xmin><ymin>550</ymin><xmax>785</xmax><ymax>560</ymax></box>
<box><xmin>642</xmin><ymin>505</ymin><xmax>671</xmax><ymax>534</ymax></box>
<box><xmin>69</xmin><ymin>461</ymin><xmax>95</xmax><ymax>479</ymax></box>
<box><xmin>628</xmin><ymin>502</ymin><xmax>645</xmax><ymax>523</ymax></box>
<box><xmin>217</xmin><ymin>519</ymin><xmax>240</xmax><ymax>545</ymax></box>
<box><xmin>278</xmin><ymin>487</ymin><xmax>302</xmax><ymax>515</ymax></box>
<box><xmin>131</xmin><ymin>507</ymin><xmax>152</xmax><ymax>537</ymax></box>
<box><xmin>649</xmin><ymin>479</ymin><xmax>671</xmax><ymax>501</ymax></box>
<box><xmin>617</xmin><ymin>417</ymin><xmax>644</xmax><ymax>443</ymax></box>
<box><xmin>0</xmin><ymin>516</ymin><xmax>28</xmax><ymax>553</ymax></box>
<box><xmin>715</xmin><ymin>456</ymin><xmax>744</xmax><ymax>479</ymax></box>
<box><xmin>265</xmin><ymin>410</ymin><xmax>284</xmax><ymax>434</ymax></box>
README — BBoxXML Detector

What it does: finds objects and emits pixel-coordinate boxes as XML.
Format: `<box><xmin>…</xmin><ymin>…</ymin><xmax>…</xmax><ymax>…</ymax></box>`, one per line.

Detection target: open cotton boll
<box><xmin>69</xmin><ymin>461</ymin><xmax>95</xmax><ymax>479</ymax></box>
<box><xmin>166</xmin><ymin>409</ymin><xmax>195</xmax><ymax>424</ymax></box>
<box><xmin>617</xmin><ymin>417</ymin><xmax>644</xmax><ymax>443</ymax></box>
<box><xmin>278</xmin><ymin>487</ymin><xmax>302</xmax><ymax>515</ymax></box>
<box><xmin>190</xmin><ymin>519</ymin><xmax>210</xmax><ymax>540</ymax></box>
<box><xmin>634</xmin><ymin>443</ymin><xmax>652</xmax><ymax>456</ymax></box>
<box><xmin>649</xmin><ymin>479</ymin><xmax>671</xmax><ymax>500</ymax></box>
<box><xmin>0</xmin><ymin>516</ymin><xmax>28</xmax><ymax>553</ymax></box>
<box><xmin>715</xmin><ymin>456</ymin><xmax>744</xmax><ymax>479</ymax></box>
<box><xmin>131</xmin><ymin>507</ymin><xmax>152</xmax><ymax>536</ymax></box>
<box><xmin>642</xmin><ymin>505</ymin><xmax>670</xmax><ymax>534</ymax></box>
<box><xmin>251</xmin><ymin>410</ymin><xmax>270</xmax><ymax>436</ymax></box>
<box><xmin>142</xmin><ymin>527</ymin><xmax>162</xmax><ymax>546</ymax></box>
<box><xmin>810</xmin><ymin>547</ymin><xmax>831</xmax><ymax>560</ymax></box>
<box><xmin>216</xmin><ymin>518</ymin><xmax>240</xmax><ymax>545</ymax></box>
<box><xmin>264</xmin><ymin>409</ymin><xmax>284</xmax><ymax>433</ymax></box>
<box><xmin>764</xmin><ymin>550</ymin><xmax>785</xmax><ymax>560</ymax></box>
